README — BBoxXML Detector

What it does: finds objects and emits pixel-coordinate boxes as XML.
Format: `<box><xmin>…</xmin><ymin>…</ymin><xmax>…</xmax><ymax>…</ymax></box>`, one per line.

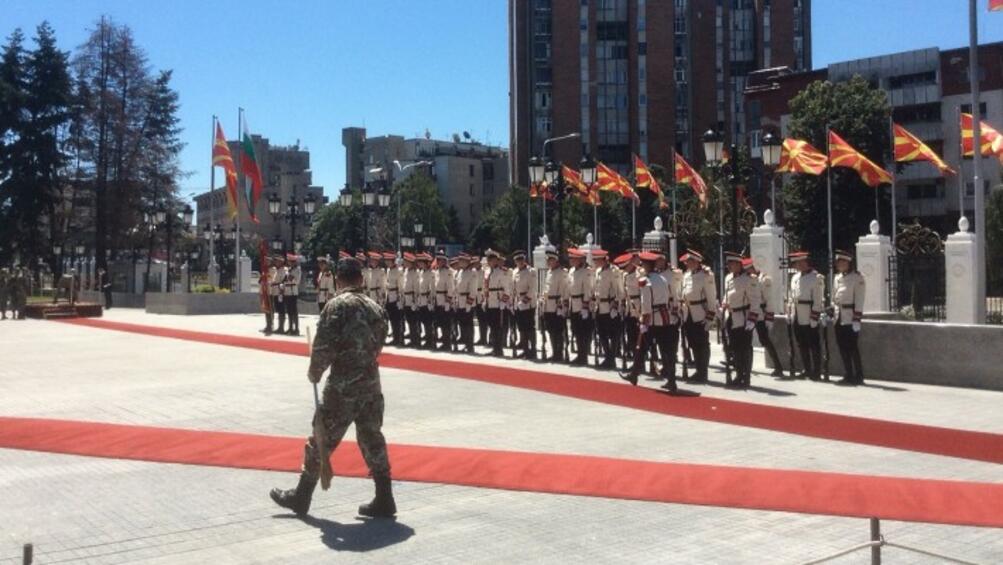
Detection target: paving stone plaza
<box><xmin>0</xmin><ymin>310</ymin><xmax>1001</xmax><ymax>564</ymax></box>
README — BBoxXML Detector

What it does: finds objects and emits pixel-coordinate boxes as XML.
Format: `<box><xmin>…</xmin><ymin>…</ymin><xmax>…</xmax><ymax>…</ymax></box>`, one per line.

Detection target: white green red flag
<box><xmin>240</xmin><ymin>119</ymin><xmax>265</xmax><ymax>222</ymax></box>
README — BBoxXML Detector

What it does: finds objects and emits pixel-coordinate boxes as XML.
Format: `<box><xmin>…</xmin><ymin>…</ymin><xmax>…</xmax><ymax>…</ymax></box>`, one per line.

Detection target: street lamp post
<box><xmin>528</xmin><ymin>132</ymin><xmax>581</xmax><ymax>256</ymax></box>
<box><xmin>580</xmin><ymin>153</ymin><xmax>598</xmax><ymax>244</ymax></box>
<box><xmin>703</xmin><ymin>128</ymin><xmax>728</xmax><ymax>290</ymax></box>
<box><xmin>391</xmin><ymin>160</ymin><xmax>433</xmax><ymax>255</ymax></box>
<box><xmin>761</xmin><ymin>132</ymin><xmax>783</xmax><ymax>218</ymax></box>
<box><xmin>268</xmin><ymin>188</ymin><xmax>317</xmax><ymax>255</ymax></box>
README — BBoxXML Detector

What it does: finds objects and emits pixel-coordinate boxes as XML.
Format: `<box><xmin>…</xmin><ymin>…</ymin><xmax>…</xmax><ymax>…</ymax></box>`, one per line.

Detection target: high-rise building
<box><xmin>509</xmin><ymin>0</ymin><xmax>811</xmax><ymax>185</ymax></box>
<box><xmin>342</xmin><ymin>128</ymin><xmax>510</xmax><ymax>235</ymax></box>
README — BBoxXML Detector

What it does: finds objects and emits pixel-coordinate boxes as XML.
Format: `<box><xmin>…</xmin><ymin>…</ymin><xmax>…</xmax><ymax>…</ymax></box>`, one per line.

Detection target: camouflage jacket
<box><xmin>310</xmin><ymin>287</ymin><xmax>387</xmax><ymax>396</ymax></box>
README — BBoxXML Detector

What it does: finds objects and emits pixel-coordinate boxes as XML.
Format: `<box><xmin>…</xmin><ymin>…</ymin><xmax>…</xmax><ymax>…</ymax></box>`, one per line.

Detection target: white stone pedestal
<box><xmin>237</xmin><ymin>255</ymin><xmax>253</xmax><ymax>293</ymax></box>
<box><xmin>180</xmin><ymin>262</ymin><xmax>190</xmax><ymax>293</ymax></box>
<box><xmin>578</xmin><ymin>233</ymin><xmax>600</xmax><ymax>267</ymax></box>
<box><xmin>532</xmin><ymin>235</ymin><xmax>556</xmax><ymax>297</ymax></box>
<box><xmin>749</xmin><ymin>210</ymin><xmax>786</xmax><ymax>313</ymax></box>
<box><xmin>945</xmin><ymin>217</ymin><xmax>978</xmax><ymax>324</ymax></box>
<box><xmin>855</xmin><ymin>220</ymin><xmax>893</xmax><ymax>313</ymax></box>
<box><xmin>208</xmin><ymin>261</ymin><xmax>220</xmax><ymax>289</ymax></box>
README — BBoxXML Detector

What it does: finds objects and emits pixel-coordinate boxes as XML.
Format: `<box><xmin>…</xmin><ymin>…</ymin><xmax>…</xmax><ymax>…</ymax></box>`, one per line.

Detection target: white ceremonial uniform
<box><xmin>593</xmin><ymin>264</ymin><xmax>622</xmax><ymax>315</ymax></box>
<box><xmin>568</xmin><ymin>265</ymin><xmax>593</xmax><ymax>318</ymax></box>
<box><xmin>513</xmin><ymin>265</ymin><xmax>537</xmax><ymax>311</ymax></box>
<box><xmin>541</xmin><ymin>266</ymin><xmax>569</xmax><ymax>314</ymax></box>
<box><xmin>832</xmin><ymin>271</ymin><xmax>866</xmax><ymax>326</ymax></box>
<box><xmin>723</xmin><ymin>272</ymin><xmax>761</xmax><ymax>329</ymax></box>
<box><xmin>681</xmin><ymin>267</ymin><xmax>718</xmax><ymax>323</ymax></box>
<box><xmin>385</xmin><ymin>266</ymin><xmax>402</xmax><ymax>306</ymax></box>
<box><xmin>316</xmin><ymin>269</ymin><xmax>335</xmax><ymax>304</ymax></box>
<box><xmin>434</xmin><ymin>266</ymin><xmax>456</xmax><ymax>308</ymax></box>
<box><xmin>790</xmin><ymin>270</ymin><xmax>825</xmax><ymax>327</ymax></box>
<box><xmin>368</xmin><ymin>266</ymin><xmax>386</xmax><ymax>304</ymax></box>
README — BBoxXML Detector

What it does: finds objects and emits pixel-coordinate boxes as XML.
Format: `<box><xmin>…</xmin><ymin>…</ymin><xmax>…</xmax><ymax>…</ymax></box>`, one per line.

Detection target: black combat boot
<box><xmin>358</xmin><ymin>475</ymin><xmax>397</xmax><ymax>518</ymax></box>
<box><xmin>270</xmin><ymin>473</ymin><xmax>318</xmax><ymax>516</ymax></box>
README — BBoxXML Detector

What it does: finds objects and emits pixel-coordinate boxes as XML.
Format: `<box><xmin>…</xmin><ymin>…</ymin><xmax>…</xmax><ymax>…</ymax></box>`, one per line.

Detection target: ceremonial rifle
<box><xmin>821</xmin><ymin>308</ymin><xmax>832</xmax><ymax>381</ymax></box>
<box><xmin>306</xmin><ymin>327</ymin><xmax>333</xmax><ymax>491</ymax></box>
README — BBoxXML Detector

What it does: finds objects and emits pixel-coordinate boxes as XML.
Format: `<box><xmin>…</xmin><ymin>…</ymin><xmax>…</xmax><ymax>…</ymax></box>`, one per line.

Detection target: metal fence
<box><xmin>888</xmin><ymin>254</ymin><xmax>946</xmax><ymax>322</ymax></box>
<box><xmin>988</xmin><ymin>296</ymin><xmax>1003</xmax><ymax>325</ymax></box>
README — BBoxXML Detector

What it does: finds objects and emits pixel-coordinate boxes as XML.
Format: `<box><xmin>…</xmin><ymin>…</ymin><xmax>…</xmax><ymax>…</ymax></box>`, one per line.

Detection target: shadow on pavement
<box><xmin>275</xmin><ymin>514</ymin><xmax>415</xmax><ymax>552</ymax></box>
<box><xmin>699</xmin><ymin>378</ymin><xmax>797</xmax><ymax>397</ymax></box>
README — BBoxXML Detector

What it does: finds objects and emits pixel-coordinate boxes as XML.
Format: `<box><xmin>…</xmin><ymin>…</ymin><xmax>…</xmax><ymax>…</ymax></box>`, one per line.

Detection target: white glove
<box><xmin>852</xmin><ymin>321</ymin><xmax>861</xmax><ymax>333</ymax></box>
<box><xmin>610</xmin><ymin>309</ymin><xmax>619</xmax><ymax>319</ymax></box>
<box><xmin>639</xmin><ymin>324</ymin><xmax>649</xmax><ymax>334</ymax></box>
<box><xmin>745</xmin><ymin>320</ymin><xmax>755</xmax><ymax>331</ymax></box>
<box><xmin>580</xmin><ymin>310</ymin><xmax>589</xmax><ymax>320</ymax></box>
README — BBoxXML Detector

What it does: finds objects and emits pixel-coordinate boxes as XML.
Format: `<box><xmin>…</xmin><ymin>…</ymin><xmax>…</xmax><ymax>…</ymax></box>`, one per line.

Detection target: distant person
<box><xmin>97</xmin><ymin>268</ymin><xmax>113</xmax><ymax>309</ymax></box>
<box><xmin>270</xmin><ymin>257</ymin><xmax>396</xmax><ymax>518</ymax></box>
<box><xmin>0</xmin><ymin>268</ymin><xmax>9</xmax><ymax>320</ymax></box>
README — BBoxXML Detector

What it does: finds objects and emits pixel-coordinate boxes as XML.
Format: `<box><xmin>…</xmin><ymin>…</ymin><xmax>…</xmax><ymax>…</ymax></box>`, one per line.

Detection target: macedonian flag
<box><xmin>596</xmin><ymin>162</ymin><xmax>639</xmax><ymax>202</ymax></box>
<box><xmin>991</xmin><ymin>0</ymin><xmax>1003</xmax><ymax>12</ymax></box>
<box><xmin>777</xmin><ymin>138</ymin><xmax>828</xmax><ymax>175</ymax></box>
<box><xmin>828</xmin><ymin>130</ymin><xmax>893</xmax><ymax>188</ymax></box>
<box><xmin>674</xmin><ymin>153</ymin><xmax>708</xmax><ymax>207</ymax></box>
<box><xmin>213</xmin><ymin>122</ymin><xmax>240</xmax><ymax>218</ymax></box>
<box><xmin>893</xmin><ymin>123</ymin><xmax>955</xmax><ymax>175</ymax></box>
<box><xmin>633</xmin><ymin>154</ymin><xmax>667</xmax><ymax>209</ymax></box>
<box><xmin>562</xmin><ymin>165</ymin><xmax>599</xmax><ymax>205</ymax></box>
<box><xmin>960</xmin><ymin>113</ymin><xmax>1003</xmax><ymax>159</ymax></box>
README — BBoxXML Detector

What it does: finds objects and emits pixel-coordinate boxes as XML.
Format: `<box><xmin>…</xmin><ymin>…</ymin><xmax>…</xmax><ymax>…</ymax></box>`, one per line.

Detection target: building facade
<box><xmin>744</xmin><ymin>42</ymin><xmax>1003</xmax><ymax>234</ymax></box>
<box><xmin>194</xmin><ymin>135</ymin><xmax>325</xmax><ymax>258</ymax></box>
<box><xmin>342</xmin><ymin>128</ymin><xmax>510</xmax><ymax>235</ymax></box>
<box><xmin>509</xmin><ymin>0</ymin><xmax>811</xmax><ymax>185</ymax></box>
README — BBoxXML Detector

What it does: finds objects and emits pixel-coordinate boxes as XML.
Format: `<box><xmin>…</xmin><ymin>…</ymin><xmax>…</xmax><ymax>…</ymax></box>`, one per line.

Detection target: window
<box><xmin>639</xmin><ymin>94</ymin><xmax>647</xmax><ymax>105</ymax></box>
<box><xmin>469</xmin><ymin>165</ymin><xmax>475</xmax><ymax>177</ymax></box>
<box><xmin>674</xmin><ymin>16</ymin><xmax>686</xmax><ymax>33</ymax></box>
<box><xmin>675</xmin><ymin>67</ymin><xmax>687</xmax><ymax>82</ymax></box>
<box><xmin>534</xmin><ymin>90</ymin><xmax>551</xmax><ymax>110</ymax></box>
<box><xmin>597</xmin><ymin>21</ymin><xmax>628</xmax><ymax>41</ymax></box>
<box><xmin>965</xmin><ymin>180</ymin><xmax>989</xmax><ymax>197</ymax></box>
<box><xmin>533</xmin><ymin>41</ymin><xmax>551</xmax><ymax>60</ymax></box>
<box><xmin>907</xmin><ymin>183</ymin><xmax>941</xmax><ymax>200</ymax></box>
<box><xmin>469</xmin><ymin>183</ymin><xmax>475</xmax><ymax>196</ymax></box>
<box><xmin>611</xmin><ymin>45</ymin><xmax>628</xmax><ymax>59</ymax></box>
<box><xmin>535</xmin><ymin>67</ymin><xmax>552</xmax><ymax>84</ymax></box>
<box><xmin>961</xmin><ymin>102</ymin><xmax>988</xmax><ymax>116</ymax></box>
<box><xmin>888</xmin><ymin>71</ymin><xmax>936</xmax><ymax>89</ymax></box>
<box><xmin>638</xmin><ymin>42</ymin><xmax>647</xmax><ymax>56</ymax></box>
<box><xmin>482</xmin><ymin>161</ymin><xmax>494</xmax><ymax>181</ymax></box>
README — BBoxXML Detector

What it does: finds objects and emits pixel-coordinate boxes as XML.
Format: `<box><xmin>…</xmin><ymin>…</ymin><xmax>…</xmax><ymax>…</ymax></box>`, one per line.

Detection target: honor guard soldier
<box><xmin>540</xmin><ymin>249</ymin><xmax>569</xmax><ymax>362</ymax></box>
<box><xmin>270</xmin><ymin>255</ymin><xmax>288</xmax><ymax>334</ymax></box>
<box><xmin>621</xmin><ymin>251</ymin><xmax>678</xmax><ymax>391</ymax></box>
<box><xmin>566</xmin><ymin>249</ymin><xmax>593</xmax><ymax>366</ymax></box>
<box><xmin>416</xmin><ymin>253</ymin><xmax>435</xmax><ymax>349</ymax></box>
<box><xmin>511</xmin><ymin>250</ymin><xmax>538</xmax><ymax>360</ymax></box>
<box><xmin>433</xmin><ymin>250</ymin><xmax>456</xmax><ymax>351</ymax></box>
<box><xmin>455</xmin><ymin>254</ymin><xmax>479</xmax><ymax>352</ymax></box>
<box><xmin>401</xmin><ymin>253</ymin><xmax>420</xmax><ymax>348</ymax></box>
<box><xmin>484</xmin><ymin>250</ymin><xmax>511</xmax><ymax>357</ymax></box>
<box><xmin>617</xmin><ymin>252</ymin><xmax>642</xmax><ymax>367</ymax></box>
<box><xmin>680</xmin><ymin>249</ymin><xmax>717</xmax><ymax>383</ymax></box>
<box><xmin>473</xmin><ymin>256</ymin><xmax>489</xmax><ymax>346</ymax></box>
<box><xmin>832</xmin><ymin>249</ymin><xmax>866</xmax><ymax>385</ymax></box>
<box><xmin>284</xmin><ymin>254</ymin><xmax>302</xmax><ymax>336</ymax></box>
<box><xmin>593</xmin><ymin>250</ymin><xmax>622</xmax><ymax>368</ymax></box>
<box><xmin>316</xmin><ymin>255</ymin><xmax>335</xmax><ymax>308</ymax></box>
<box><xmin>746</xmin><ymin>260</ymin><xmax>784</xmax><ymax>377</ymax></box>
<box><xmin>788</xmin><ymin>251</ymin><xmax>825</xmax><ymax>380</ymax></box>
<box><xmin>366</xmin><ymin>252</ymin><xmax>386</xmax><ymax>305</ymax></box>
<box><xmin>384</xmin><ymin>252</ymin><xmax>404</xmax><ymax>346</ymax></box>
<box><xmin>722</xmin><ymin>252</ymin><xmax>761</xmax><ymax>388</ymax></box>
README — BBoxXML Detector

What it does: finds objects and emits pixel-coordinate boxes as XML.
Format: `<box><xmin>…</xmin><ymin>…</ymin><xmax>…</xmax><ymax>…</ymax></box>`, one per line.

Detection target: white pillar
<box><xmin>237</xmin><ymin>254</ymin><xmax>252</xmax><ymax>293</ymax></box>
<box><xmin>180</xmin><ymin>262</ymin><xmax>190</xmax><ymax>292</ymax></box>
<box><xmin>855</xmin><ymin>220</ymin><xmax>893</xmax><ymax>313</ymax></box>
<box><xmin>208</xmin><ymin>260</ymin><xmax>220</xmax><ymax>288</ymax></box>
<box><xmin>750</xmin><ymin>210</ymin><xmax>786</xmax><ymax>313</ymax></box>
<box><xmin>946</xmin><ymin>216</ymin><xmax>978</xmax><ymax>324</ymax></box>
<box><xmin>533</xmin><ymin>235</ymin><xmax>555</xmax><ymax>298</ymax></box>
<box><xmin>578</xmin><ymin>233</ymin><xmax>599</xmax><ymax>267</ymax></box>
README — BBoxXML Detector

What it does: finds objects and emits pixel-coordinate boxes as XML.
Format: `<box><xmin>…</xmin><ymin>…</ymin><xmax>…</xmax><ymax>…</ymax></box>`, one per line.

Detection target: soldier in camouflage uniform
<box><xmin>270</xmin><ymin>257</ymin><xmax>396</xmax><ymax>518</ymax></box>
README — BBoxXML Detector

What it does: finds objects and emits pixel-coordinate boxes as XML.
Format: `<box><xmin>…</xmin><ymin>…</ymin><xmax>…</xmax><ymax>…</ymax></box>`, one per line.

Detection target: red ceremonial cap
<box><xmin>741</xmin><ymin>257</ymin><xmax>754</xmax><ymax>270</ymax></box>
<box><xmin>613</xmin><ymin>253</ymin><xmax>632</xmax><ymax>266</ymax></box>
<box><xmin>338</xmin><ymin>250</ymin><xmax>351</xmax><ymax>259</ymax></box>
<box><xmin>592</xmin><ymin>249</ymin><xmax>608</xmax><ymax>259</ymax></box>
<box><xmin>382</xmin><ymin>252</ymin><xmax>396</xmax><ymax>260</ymax></box>
<box><xmin>639</xmin><ymin>251</ymin><xmax>660</xmax><ymax>262</ymax></box>
<box><xmin>402</xmin><ymin>252</ymin><xmax>416</xmax><ymax>262</ymax></box>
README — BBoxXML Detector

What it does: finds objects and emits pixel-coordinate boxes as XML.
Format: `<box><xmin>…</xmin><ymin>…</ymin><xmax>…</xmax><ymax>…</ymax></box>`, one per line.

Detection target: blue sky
<box><xmin>4</xmin><ymin>0</ymin><xmax>1003</xmax><ymax>203</ymax></box>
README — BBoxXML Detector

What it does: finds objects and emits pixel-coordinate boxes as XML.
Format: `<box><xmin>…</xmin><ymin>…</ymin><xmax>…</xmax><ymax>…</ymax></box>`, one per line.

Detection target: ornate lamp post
<box><xmin>703</xmin><ymin>128</ymin><xmax>729</xmax><ymax>287</ymax></box>
<box><xmin>269</xmin><ymin>189</ymin><xmax>316</xmax><ymax>254</ymax></box>
<box><xmin>761</xmin><ymin>132</ymin><xmax>783</xmax><ymax>217</ymax></box>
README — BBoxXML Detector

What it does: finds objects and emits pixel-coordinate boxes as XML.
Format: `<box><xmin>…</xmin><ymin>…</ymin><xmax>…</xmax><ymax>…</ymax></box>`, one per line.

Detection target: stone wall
<box><xmin>767</xmin><ymin>317</ymin><xmax>1003</xmax><ymax>391</ymax></box>
<box><xmin>78</xmin><ymin>290</ymin><xmax>146</xmax><ymax>309</ymax></box>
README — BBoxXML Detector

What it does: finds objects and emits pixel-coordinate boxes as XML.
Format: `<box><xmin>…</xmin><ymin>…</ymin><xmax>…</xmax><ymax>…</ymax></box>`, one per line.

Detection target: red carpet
<box><xmin>59</xmin><ymin>318</ymin><xmax>1003</xmax><ymax>465</ymax></box>
<box><xmin>1</xmin><ymin>416</ymin><xmax>1001</xmax><ymax>528</ymax></box>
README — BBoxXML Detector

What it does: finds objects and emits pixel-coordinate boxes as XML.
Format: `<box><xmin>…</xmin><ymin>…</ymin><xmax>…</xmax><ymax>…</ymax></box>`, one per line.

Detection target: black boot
<box><xmin>270</xmin><ymin>473</ymin><xmax>317</xmax><ymax>516</ymax></box>
<box><xmin>358</xmin><ymin>475</ymin><xmax>396</xmax><ymax>518</ymax></box>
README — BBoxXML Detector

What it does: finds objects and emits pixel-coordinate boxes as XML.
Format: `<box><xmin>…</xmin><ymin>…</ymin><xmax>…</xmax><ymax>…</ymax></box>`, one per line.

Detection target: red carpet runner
<box><xmin>1</xmin><ymin>417</ymin><xmax>1001</xmax><ymax>528</ymax></box>
<box><xmin>60</xmin><ymin>318</ymin><xmax>1003</xmax><ymax>465</ymax></box>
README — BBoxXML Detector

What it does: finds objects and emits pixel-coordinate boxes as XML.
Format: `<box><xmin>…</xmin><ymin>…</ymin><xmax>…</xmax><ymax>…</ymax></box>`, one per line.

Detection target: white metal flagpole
<box><xmin>209</xmin><ymin>115</ymin><xmax>216</xmax><ymax>271</ymax></box>
<box><xmin>236</xmin><ymin>107</ymin><xmax>244</xmax><ymax>292</ymax></box>
<box><xmin>968</xmin><ymin>0</ymin><xmax>986</xmax><ymax>323</ymax></box>
<box><xmin>825</xmin><ymin>126</ymin><xmax>834</xmax><ymax>290</ymax></box>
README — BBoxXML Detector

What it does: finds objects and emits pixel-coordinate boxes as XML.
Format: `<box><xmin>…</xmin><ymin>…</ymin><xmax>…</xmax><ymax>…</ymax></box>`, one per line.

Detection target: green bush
<box><xmin>193</xmin><ymin>284</ymin><xmax>229</xmax><ymax>294</ymax></box>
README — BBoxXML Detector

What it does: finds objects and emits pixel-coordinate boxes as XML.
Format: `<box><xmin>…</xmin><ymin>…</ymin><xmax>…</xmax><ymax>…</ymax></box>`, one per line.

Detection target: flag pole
<box><xmin>631</xmin><ymin>199</ymin><xmax>636</xmax><ymax>246</ymax></box>
<box><xmin>670</xmin><ymin>149</ymin><xmax>678</xmax><ymax>235</ymax></box>
<box><xmin>209</xmin><ymin>115</ymin><xmax>216</xmax><ymax>277</ymax></box>
<box><xmin>887</xmin><ymin>116</ymin><xmax>894</xmax><ymax>243</ymax></box>
<box><xmin>593</xmin><ymin>200</ymin><xmax>599</xmax><ymax>246</ymax></box>
<box><xmin>825</xmin><ymin>126</ymin><xmax>835</xmax><ymax>290</ymax></box>
<box><xmin>958</xmin><ymin>105</ymin><xmax>966</xmax><ymax>221</ymax></box>
<box><xmin>969</xmin><ymin>0</ymin><xmax>986</xmax><ymax>322</ymax></box>
<box><xmin>236</xmin><ymin>107</ymin><xmax>244</xmax><ymax>293</ymax></box>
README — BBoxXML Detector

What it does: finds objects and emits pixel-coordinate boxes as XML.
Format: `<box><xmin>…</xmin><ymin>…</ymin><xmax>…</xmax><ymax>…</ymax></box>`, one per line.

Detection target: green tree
<box><xmin>469</xmin><ymin>185</ymin><xmax>541</xmax><ymax>253</ymax></box>
<box><xmin>987</xmin><ymin>187</ymin><xmax>1003</xmax><ymax>296</ymax></box>
<box><xmin>0</xmin><ymin>28</ymin><xmax>28</xmax><ymax>264</ymax></box>
<box><xmin>783</xmin><ymin>76</ymin><xmax>892</xmax><ymax>266</ymax></box>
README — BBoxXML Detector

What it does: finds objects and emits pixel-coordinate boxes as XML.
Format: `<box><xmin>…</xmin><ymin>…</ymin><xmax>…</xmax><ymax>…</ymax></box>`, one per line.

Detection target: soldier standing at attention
<box><xmin>367</xmin><ymin>252</ymin><xmax>386</xmax><ymax>305</ymax></box>
<box><xmin>788</xmin><ymin>252</ymin><xmax>825</xmax><ymax>380</ymax></box>
<box><xmin>722</xmin><ymin>252</ymin><xmax>760</xmax><ymax>388</ymax></box>
<box><xmin>484</xmin><ymin>250</ymin><xmax>511</xmax><ymax>357</ymax></box>
<box><xmin>540</xmin><ymin>249</ymin><xmax>569</xmax><ymax>362</ymax></box>
<box><xmin>415</xmin><ymin>253</ymin><xmax>434</xmax><ymax>349</ymax></box>
<box><xmin>747</xmin><ymin>260</ymin><xmax>784</xmax><ymax>377</ymax></box>
<box><xmin>270</xmin><ymin>256</ymin><xmax>395</xmax><ymax>518</ymax></box>
<box><xmin>383</xmin><ymin>253</ymin><xmax>404</xmax><ymax>346</ymax></box>
<box><xmin>284</xmin><ymin>254</ymin><xmax>303</xmax><ymax>336</ymax></box>
<box><xmin>592</xmin><ymin>250</ymin><xmax>620</xmax><ymax>369</ymax></box>
<box><xmin>832</xmin><ymin>249</ymin><xmax>866</xmax><ymax>385</ymax></box>
<box><xmin>622</xmin><ymin>252</ymin><xmax>679</xmax><ymax>391</ymax></box>
<box><xmin>474</xmin><ymin>256</ymin><xmax>489</xmax><ymax>346</ymax></box>
<box><xmin>271</xmin><ymin>256</ymin><xmax>287</xmax><ymax>335</ymax></box>
<box><xmin>401</xmin><ymin>253</ymin><xmax>420</xmax><ymax>348</ymax></box>
<box><xmin>511</xmin><ymin>250</ymin><xmax>537</xmax><ymax>360</ymax></box>
<box><xmin>433</xmin><ymin>250</ymin><xmax>456</xmax><ymax>351</ymax></box>
<box><xmin>617</xmin><ymin>252</ymin><xmax>642</xmax><ymax>368</ymax></box>
<box><xmin>454</xmin><ymin>254</ymin><xmax>479</xmax><ymax>353</ymax></box>
<box><xmin>316</xmin><ymin>256</ymin><xmax>335</xmax><ymax>309</ymax></box>
<box><xmin>12</xmin><ymin>267</ymin><xmax>29</xmax><ymax>320</ymax></box>
<box><xmin>680</xmin><ymin>250</ymin><xmax>717</xmax><ymax>383</ymax></box>
<box><xmin>567</xmin><ymin>249</ymin><xmax>593</xmax><ymax>366</ymax></box>
<box><xmin>0</xmin><ymin>268</ymin><xmax>9</xmax><ymax>320</ymax></box>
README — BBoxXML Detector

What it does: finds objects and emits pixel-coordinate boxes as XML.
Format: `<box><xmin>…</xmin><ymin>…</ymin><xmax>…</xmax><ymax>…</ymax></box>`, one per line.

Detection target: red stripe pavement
<box><xmin>58</xmin><ymin>318</ymin><xmax>1003</xmax><ymax>465</ymax></box>
<box><xmin>1</xmin><ymin>417</ymin><xmax>1001</xmax><ymax>528</ymax></box>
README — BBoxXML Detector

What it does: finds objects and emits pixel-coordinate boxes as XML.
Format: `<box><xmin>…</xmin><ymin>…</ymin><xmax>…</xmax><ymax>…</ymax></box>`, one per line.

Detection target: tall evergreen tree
<box><xmin>0</xmin><ymin>29</ymin><xmax>27</xmax><ymax>263</ymax></box>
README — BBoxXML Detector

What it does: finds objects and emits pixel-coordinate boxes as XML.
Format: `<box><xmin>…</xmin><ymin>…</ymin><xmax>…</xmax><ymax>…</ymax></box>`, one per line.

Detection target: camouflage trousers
<box><xmin>302</xmin><ymin>386</ymin><xmax>390</xmax><ymax>481</ymax></box>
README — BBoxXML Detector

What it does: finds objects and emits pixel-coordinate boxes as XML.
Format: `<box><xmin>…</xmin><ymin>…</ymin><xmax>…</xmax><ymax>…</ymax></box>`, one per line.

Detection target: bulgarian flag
<box><xmin>212</xmin><ymin>122</ymin><xmax>239</xmax><ymax>218</ymax></box>
<box><xmin>240</xmin><ymin>118</ymin><xmax>265</xmax><ymax>222</ymax></box>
